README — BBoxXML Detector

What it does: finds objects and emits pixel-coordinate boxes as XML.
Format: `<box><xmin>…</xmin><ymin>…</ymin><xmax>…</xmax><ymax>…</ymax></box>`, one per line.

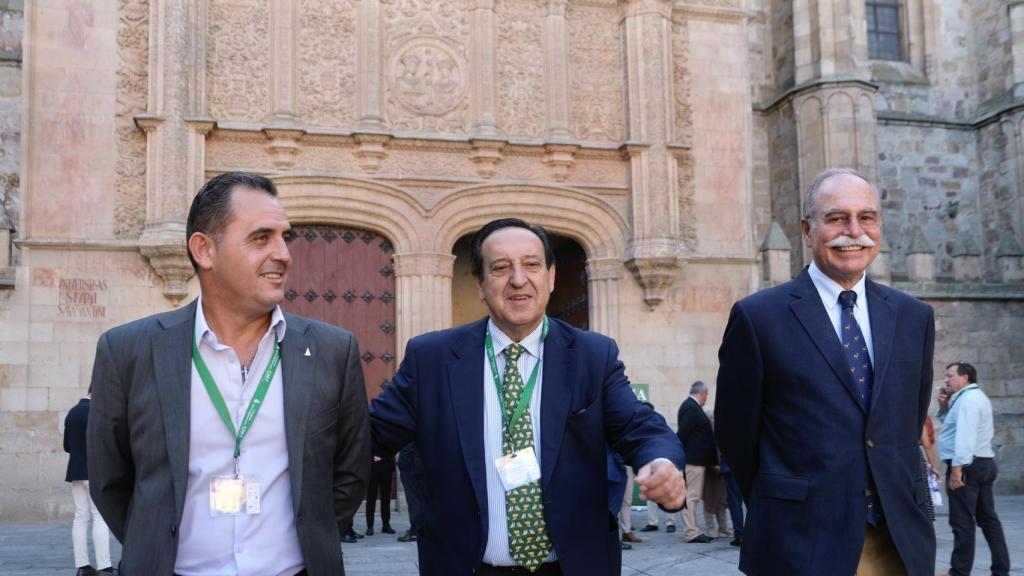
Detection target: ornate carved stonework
<box><xmin>383</xmin><ymin>0</ymin><xmax>471</xmax><ymax>134</ymax></box>
<box><xmin>470</xmin><ymin>139</ymin><xmax>506</xmax><ymax>179</ymax></box>
<box><xmin>208</xmin><ymin>0</ymin><xmax>270</xmax><ymax>123</ymax></box>
<box><xmin>672</xmin><ymin>15</ymin><xmax>692</xmax><ymax>145</ymax></box>
<box><xmin>114</xmin><ymin>0</ymin><xmax>149</xmax><ymax>239</ymax></box>
<box><xmin>298</xmin><ymin>0</ymin><xmax>357</xmax><ymax>128</ymax></box>
<box><xmin>568</xmin><ymin>4</ymin><xmax>625</xmax><ymax>142</ymax></box>
<box><xmin>675</xmin><ymin>148</ymin><xmax>697</xmax><ymax>249</ymax></box>
<box><xmin>496</xmin><ymin>0</ymin><xmax>545</xmax><ymax>139</ymax></box>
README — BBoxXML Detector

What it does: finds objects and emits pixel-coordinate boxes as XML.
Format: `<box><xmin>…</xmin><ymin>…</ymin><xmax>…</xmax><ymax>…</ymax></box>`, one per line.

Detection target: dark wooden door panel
<box><xmin>282</xmin><ymin>226</ymin><xmax>396</xmax><ymax>401</ymax></box>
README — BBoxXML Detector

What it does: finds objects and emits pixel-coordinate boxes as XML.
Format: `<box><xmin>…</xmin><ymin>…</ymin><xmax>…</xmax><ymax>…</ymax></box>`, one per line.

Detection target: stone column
<box><xmin>470</xmin><ymin>0</ymin><xmax>499</xmax><ymax>136</ymax></box>
<box><xmin>586</xmin><ymin>257</ymin><xmax>623</xmax><ymax>341</ymax></box>
<box><xmin>793</xmin><ymin>0</ymin><xmax>869</xmax><ymax>85</ymax></box>
<box><xmin>906</xmin><ymin>228</ymin><xmax>935</xmax><ymax>283</ymax></box>
<box><xmin>1011</xmin><ymin>2</ymin><xmax>1024</xmax><ymax>94</ymax></box>
<box><xmin>267</xmin><ymin>0</ymin><xmax>298</xmax><ymax>124</ymax></box>
<box><xmin>621</xmin><ymin>0</ymin><xmax>681</xmax><ymax>309</ymax></box>
<box><xmin>137</xmin><ymin>0</ymin><xmax>209</xmax><ymax>301</ymax></box>
<box><xmin>393</xmin><ymin>252</ymin><xmax>456</xmax><ymax>362</ymax></box>
<box><xmin>357</xmin><ymin>0</ymin><xmax>385</xmax><ymax>130</ymax></box>
<box><xmin>543</xmin><ymin>0</ymin><xmax>571</xmax><ymax>140</ymax></box>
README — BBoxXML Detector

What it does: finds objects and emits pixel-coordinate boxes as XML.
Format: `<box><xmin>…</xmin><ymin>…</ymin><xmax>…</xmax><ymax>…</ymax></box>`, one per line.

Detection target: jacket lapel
<box><xmin>281</xmin><ymin>313</ymin><xmax>316</xmax><ymax>513</ymax></box>
<box><xmin>152</xmin><ymin>300</ymin><xmax>198</xmax><ymax>522</ymax></box>
<box><xmin>865</xmin><ymin>279</ymin><xmax>896</xmax><ymax>423</ymax></box>
<box><xmin>540</xmin><ymin>321</ymin><xmax>574</xmax><ymax>489</ymax></box>
<box><xmin>788</xmin><ymin>271</ymin><xmax>866</xmax><ymax>414</ymax></box>
<box><xmin>448</xmin><ymin>319</ymin><xmax>489</xmax><ymax>523</ymax></box>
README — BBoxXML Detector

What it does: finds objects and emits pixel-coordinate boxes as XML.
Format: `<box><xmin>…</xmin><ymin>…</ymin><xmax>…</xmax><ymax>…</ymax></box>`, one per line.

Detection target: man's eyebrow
<box><xmin>247</xmin><ymin>227</ymin><xmax>274</xmax><ymax>239</ymax></box>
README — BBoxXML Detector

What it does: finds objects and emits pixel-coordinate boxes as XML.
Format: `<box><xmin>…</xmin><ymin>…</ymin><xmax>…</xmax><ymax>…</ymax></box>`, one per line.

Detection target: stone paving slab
<box><xmin>3</xmin><ymin>496</ymin><xmax>1023</xmax><ymax>575</ymax></box>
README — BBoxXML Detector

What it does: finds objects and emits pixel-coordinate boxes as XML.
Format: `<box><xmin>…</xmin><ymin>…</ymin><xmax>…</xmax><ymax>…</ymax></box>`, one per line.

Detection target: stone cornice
<box><xmin>876</xmin><ymin>95</ymin><xmax>1024</xmax><ymax>131</ymax></box>
<box><xmin>897</xmin><ymin>283</ymin><xmax>1024</xmax><ymax>301</ymax></box>
<box><xmin>753</xmin><ymin>76</ymin><xmax>879</xmax><ymax>114</ymax></box>
<box><xmin>15</xmin><ymin>238</ymin><xmax>142</xmax><ymax>251</ymax></box>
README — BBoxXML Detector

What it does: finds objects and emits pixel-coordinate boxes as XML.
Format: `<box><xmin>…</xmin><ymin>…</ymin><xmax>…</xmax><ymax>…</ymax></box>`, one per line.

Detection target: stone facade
<box><xmin>0</xmin><ymin>0</ymin><xmax>1022</xmax><ymax>520</ymax></box>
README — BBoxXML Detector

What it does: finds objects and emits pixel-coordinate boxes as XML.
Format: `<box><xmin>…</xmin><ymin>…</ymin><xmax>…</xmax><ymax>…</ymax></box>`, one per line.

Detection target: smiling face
<box><xmin>192</xmin><ymin>186</ymin><xmax>293</xmax><ymax>318</ymax></box>
<box><xmin>801</xmin><ymin>174</ymin><xmax>882</xmax><ymax>289</ymax></box>
<box><xmin>476</xmin><ymin>226</ymin><xmax>556</xmax><ymax>342</ymax></box>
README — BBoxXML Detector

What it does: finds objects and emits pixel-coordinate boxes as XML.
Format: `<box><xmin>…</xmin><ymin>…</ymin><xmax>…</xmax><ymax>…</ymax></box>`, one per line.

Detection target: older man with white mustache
<box><xmin>715</xmin><ymin>168</ymin><xmax>937</xmax><ymax>576</ymax></box>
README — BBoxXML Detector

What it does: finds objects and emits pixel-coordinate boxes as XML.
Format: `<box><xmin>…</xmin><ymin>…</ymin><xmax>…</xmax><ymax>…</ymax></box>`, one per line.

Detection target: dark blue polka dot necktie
<box><xmin>838</xmin><ymin>290</ymin><xmax>873</xmax><ymax>410</ymax></box>
<box><xmin>839</xmin><ymin>290</ymin><xmax>881</xmax><ymax>525</ymax></box>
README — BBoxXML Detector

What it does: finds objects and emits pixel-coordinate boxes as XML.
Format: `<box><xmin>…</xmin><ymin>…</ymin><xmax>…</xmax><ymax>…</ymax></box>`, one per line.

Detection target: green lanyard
<box><xmin>192</xmin><ymin>333</ymin><xmax>280</xmax><ymax>469</ymax></box>
<box><xmin>485</xmin><ymin>316</ymin><xmax>549</xmax><ymax>441</ymax></box>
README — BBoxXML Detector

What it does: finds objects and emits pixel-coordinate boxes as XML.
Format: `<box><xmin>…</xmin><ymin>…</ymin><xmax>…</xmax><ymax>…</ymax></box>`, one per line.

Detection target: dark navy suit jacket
<box><xmin>369</xmin><ymin>318</ymin><xmax>684</xmax><ymax>576</ymax></box>
<box><xmin>715</xmin><ymin>270</ymin><xmax>936</xmax><ymax>576</ymax></box>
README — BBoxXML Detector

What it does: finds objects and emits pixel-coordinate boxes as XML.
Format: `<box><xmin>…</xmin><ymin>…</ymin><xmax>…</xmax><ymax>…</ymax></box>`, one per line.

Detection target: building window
<box><xmin>867</xmin><ymin>0</ymin><xmax>903</xmax><ymax>61</ymax></box>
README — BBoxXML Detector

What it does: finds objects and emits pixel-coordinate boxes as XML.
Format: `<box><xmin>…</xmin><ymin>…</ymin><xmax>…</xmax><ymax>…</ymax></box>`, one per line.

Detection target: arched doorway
<box><xmin>451</xmin><ymin>232</ymin><xmax>589</xmax><ymax>330</ymax></box>
<box><xmin>281</xmin><ymin>225</ymin><xmax>397</xmax><ymax>401</ymax></box>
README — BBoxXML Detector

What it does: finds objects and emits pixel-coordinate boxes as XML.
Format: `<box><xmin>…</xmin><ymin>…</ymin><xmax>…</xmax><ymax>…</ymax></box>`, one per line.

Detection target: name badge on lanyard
<box><xmin>495</xmin><ymin>447</ymin><xmax>542</xmax><ymax>492</ymax></box>
<box><xmin>193</xmin><ymin>334</ymin><xmax>279</xmax><ymax>517</ymax></box>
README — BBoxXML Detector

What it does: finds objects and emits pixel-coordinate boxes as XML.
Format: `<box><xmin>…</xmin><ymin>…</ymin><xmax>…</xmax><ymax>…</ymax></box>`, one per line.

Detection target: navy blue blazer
<box><xmin>369</xmin><ymin>318</ymin><xmax>684</xmax><ymax>576</ymax></box>
<box><xmin>715</xmin><ymin>270</ymin><xmax>936</xmax><ymax>576</ymax></box>
<box><xmin>64</xmin><ymin>398</ymin><xmax>90</xmax><ymax>482</ymax></box>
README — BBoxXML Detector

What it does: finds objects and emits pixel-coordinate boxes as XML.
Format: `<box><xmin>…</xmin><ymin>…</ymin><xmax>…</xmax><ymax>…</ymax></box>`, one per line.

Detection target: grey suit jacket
<box><xmin>87</xmin><ymin>300</ymin><xmax>370</xmax><ymax>576</ymax></box>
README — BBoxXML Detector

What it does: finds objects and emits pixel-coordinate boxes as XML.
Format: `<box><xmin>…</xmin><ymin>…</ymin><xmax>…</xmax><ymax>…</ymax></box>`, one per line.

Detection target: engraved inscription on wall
<box><xmin>58</xmin><ymin>278</ymin><xmax>108</xmax><ymax>319</ymax></box>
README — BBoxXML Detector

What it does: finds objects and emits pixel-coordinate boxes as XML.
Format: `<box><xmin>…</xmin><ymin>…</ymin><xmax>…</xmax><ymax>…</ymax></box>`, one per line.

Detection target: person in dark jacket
<box><xmin>365</xmin><ymin>446</ymin><xmax>396</xmax><ymax>536</ymax></box>
<box><xmin>677</xmin><ymin>381</ymin><xmax>717</xmax><ymax>543</ymax></box>
<box><xmin>64</xmin><ymin>392</ymin><xmax>113</xmax><ymax>576</ymax></box>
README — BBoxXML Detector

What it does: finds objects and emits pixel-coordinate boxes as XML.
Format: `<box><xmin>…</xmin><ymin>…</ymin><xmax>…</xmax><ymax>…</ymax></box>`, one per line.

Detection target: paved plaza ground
<box><xmin>2</xmin><ymin>496</ymin><xmax>1023</xmax><ymax>575</ymax></box>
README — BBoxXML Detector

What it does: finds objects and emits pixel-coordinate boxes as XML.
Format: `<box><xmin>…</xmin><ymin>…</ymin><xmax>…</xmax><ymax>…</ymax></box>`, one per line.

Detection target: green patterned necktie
<box><xmin>502</xmin><ymin>343</ymin><xmax>552</xmax><ymax>571</ymax></box>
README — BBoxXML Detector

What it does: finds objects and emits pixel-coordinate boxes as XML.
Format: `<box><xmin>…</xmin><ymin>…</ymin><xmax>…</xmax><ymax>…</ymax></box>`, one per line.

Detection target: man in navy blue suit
<box><xmin>715</xmin><ymin>168</ymin><xmax>936</xmax><ymax>576</ymax></box>
<box><xmin>370</xmin><ymin>218</ymin><xmax>686</xmax><ymax>576</ymax></box>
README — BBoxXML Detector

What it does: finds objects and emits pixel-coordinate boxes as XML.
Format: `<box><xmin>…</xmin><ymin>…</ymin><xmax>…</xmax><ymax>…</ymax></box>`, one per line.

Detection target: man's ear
<box><xmin>548</xmin><ymin>263</ymin><xmax>556</xmax><ymax>294</ymax></box>
<box><xmin>800</xmin><ymin>219</ymin><xmax>812</xmax><ymax>248</ymax></box>
<box><xmin>188</xmin><ymin>232</ymin><xmax>216</xmax><ymax>272</ymax></box>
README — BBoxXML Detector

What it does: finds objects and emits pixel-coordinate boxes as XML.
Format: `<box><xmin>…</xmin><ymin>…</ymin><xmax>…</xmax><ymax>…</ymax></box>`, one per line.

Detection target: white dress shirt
<box><xmin>807</xmin><ymin>261</ymin><xmax>875</xmax><ymax>365</ymax></box>
<box><xmin>482</xmin><ymin>319</ymin><xmax>558</xmax><ymax>566</ymax></box>
<box><xmin>175</xmin><ymin>298</ymin><xmax>303</xmax><ymax>576</ymax></box>
<box><xmin>936</xmin><ymin>383</ymin><xmax>996</xmax><ymax>467</ymax></box>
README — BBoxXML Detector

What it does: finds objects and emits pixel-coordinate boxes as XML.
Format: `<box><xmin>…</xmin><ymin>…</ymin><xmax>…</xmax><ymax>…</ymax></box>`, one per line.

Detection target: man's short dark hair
<box><xmin>469</xmin><ymin>218</ymin><xmax>554</xmax><ymax>280</ymax></box>
<box><xmin>946</xmin><ymin>361</ymin><xmax>977</xmax><ymax>384</ymax></box>
<box><xmin>186</xmin><ymin>172</ymin><xmax>278</xmax><ymax>270</ymax></box>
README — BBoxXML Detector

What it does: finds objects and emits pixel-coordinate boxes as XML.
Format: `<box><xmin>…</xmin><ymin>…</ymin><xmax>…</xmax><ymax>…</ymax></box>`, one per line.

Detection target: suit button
<box><xmin>866</xmin><ymin>439</ymin><xmax>875</xmax><ymax>448</ymax></box>
<box><xmin>864</xmin><ymin>489</ymin><xmax>873</xmax><ymax>497</ymax></box>
<box><xmin>171</xmin><ymin>524</ymin><xmax>177</xmax><ymax>535</ymax></box>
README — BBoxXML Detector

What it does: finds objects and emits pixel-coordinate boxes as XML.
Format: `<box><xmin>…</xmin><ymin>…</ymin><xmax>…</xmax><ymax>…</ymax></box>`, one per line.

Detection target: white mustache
<box><xmin>825</xmin><ymin>234</ymin><xmax>876</xmax><ymax>248</ymax></box>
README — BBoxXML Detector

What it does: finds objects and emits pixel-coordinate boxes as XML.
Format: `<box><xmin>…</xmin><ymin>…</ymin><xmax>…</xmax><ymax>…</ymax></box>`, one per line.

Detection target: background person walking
<box><xmin>64</xmin><ymin>392</ymin><xmax>112</xmax><ymax>576</ymax></box>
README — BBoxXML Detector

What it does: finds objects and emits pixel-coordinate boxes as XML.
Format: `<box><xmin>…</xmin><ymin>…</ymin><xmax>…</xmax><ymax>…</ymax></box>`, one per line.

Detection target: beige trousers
<box><xmin>855</xmin><ymin>524</ymin><xmax>907</xmax><ymax>576</ymax></box>
<box><xmin>681</xmin><ymin>464</ymin><xmax>706</xmax><ymax>541</ymax></box>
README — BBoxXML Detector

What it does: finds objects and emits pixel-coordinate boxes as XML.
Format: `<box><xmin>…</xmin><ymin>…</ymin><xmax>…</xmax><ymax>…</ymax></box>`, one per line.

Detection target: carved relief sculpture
<box><xmin>114</xmin><ymin>0</ymin><xmax>149</xmax><ymax>239</ymax></box>
<box><xmin>298</xmin><ymin>0</ymin><xmax>357</xmax><ymax>128</ymax></box>
<box><xmin>208</xmin><ymin>0</ymin><xmax>271</xmax><ymax>123</ymax></box>
<box><xmin>496</xmin><ymin>0</ymin><xmax>545</xmax><ymax>139</ymax></box>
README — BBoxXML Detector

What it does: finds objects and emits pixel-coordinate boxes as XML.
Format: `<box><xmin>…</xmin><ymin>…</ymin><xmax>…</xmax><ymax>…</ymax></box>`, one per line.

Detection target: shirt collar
<box><xmin>808</xmin><ymin>260</ymin><xmax>867</xmax><ymax>311</ymax></box>
<box><xmin>950</xmin><ymin>383</ymin><xmax>980</xmax><ymax>404</ymax></box>
<box><xmin>487</xmin><ymin>317</ymin><xmax>545</xmax><ymax>360</ymax></box>
<box><xmin>195</xmin><ymin>295</ymin><xmax>287</xmax><ymax>349</ymax></box>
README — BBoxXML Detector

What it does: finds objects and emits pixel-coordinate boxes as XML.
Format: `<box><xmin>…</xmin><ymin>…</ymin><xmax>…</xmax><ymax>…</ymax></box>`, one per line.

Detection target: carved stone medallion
<box><xmin>387</xmin><ymin>36</ymin><xmax>468</xmax><ymax>117</ymax></box>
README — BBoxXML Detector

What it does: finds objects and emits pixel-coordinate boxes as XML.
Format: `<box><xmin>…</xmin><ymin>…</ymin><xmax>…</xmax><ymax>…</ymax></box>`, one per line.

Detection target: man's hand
<box><xmin>937</xmin><ymin>387</ymin><xmax>951</xmax><ymax>412</ymax></box>
<box><xmin>635</xmin><ymin>459</ymin><xmax>686</xmax><ymax>510</ymax></box>
<box><xmin>948</xmin><ymin>466</ymin><xmax>965</xmax><ymax>491</ymax></box>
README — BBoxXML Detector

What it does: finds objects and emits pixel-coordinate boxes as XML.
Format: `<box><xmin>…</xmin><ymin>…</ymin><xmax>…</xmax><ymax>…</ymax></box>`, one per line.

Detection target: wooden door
<box><xmin>281</xmin><ymin>226</ymin><xmax>396</xmax><ymax>401</ymax></box>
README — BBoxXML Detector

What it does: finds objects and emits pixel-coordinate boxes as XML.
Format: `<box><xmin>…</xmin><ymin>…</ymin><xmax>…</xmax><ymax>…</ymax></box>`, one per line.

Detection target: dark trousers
<box><xmin>398</xmin><ymin>444</ymin><xmax>425</xmax><ymax>533</ymax></box>
<box><xmin>947</xmin><ymin>458</ymin><xmax>1011</xmax><ymax>576</ymax></box>
<box><xmin>477</xmin><ymin>562</ymin><xmax>562</xmax><ymax>576</ymax></box>
<box><xmin>366</xmin><ymin>456</ymin><xmax>395</xmax><ymax>529</ymax></box>
<box><xmin>722</xmin><ymin>471</ymin><xmax>744</xmax><ymax>538</ymax></box>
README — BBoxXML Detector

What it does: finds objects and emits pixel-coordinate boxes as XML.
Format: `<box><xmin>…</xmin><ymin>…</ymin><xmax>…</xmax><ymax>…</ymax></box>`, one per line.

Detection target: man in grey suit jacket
<box><xmin>88</xmin><ymin>172</ymin><xmax>370</xmax><ymax>576</ymax></box>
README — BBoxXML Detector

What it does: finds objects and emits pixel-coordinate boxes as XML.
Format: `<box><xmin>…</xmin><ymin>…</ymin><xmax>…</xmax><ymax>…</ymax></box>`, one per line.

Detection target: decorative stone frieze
<box><xmin>469</xmin><ymin>139</ymin><xmax>506</xmax><ymax>179</ymax></box>
<box><xmin>542</xmin><ymin>144</ymin><xmax>578</xmax><ymax>182</ymax></box>
<box><xmin>951</xmin><ymin>231</ymin><xmax>982</xmax><ymax>282</ymax></box>
<box><xmin>996</xmin><ymin>229</ymin><xmax>1024</xmax><ymax>283</ymax></box>
<box><xmin>760</xmin><ymin>222</ymin><xmax>792</xmax><ymax>286</ymax></box>
<box><xmin>353</xmin><ymin>133</ymin><xmax>392</xmax><ymax>174</ymax></box>
<box><xmin>906</xmin><ymin>228</ymin><xmax>935</xmax><ymax>283</ymax></box>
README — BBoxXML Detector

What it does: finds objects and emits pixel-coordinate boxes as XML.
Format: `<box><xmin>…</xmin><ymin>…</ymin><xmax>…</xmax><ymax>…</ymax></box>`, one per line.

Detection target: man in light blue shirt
<box><xmin>935</xmin><ymin>361</ymin><xmax>1009</xmax><ymax>576</ymax></box>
